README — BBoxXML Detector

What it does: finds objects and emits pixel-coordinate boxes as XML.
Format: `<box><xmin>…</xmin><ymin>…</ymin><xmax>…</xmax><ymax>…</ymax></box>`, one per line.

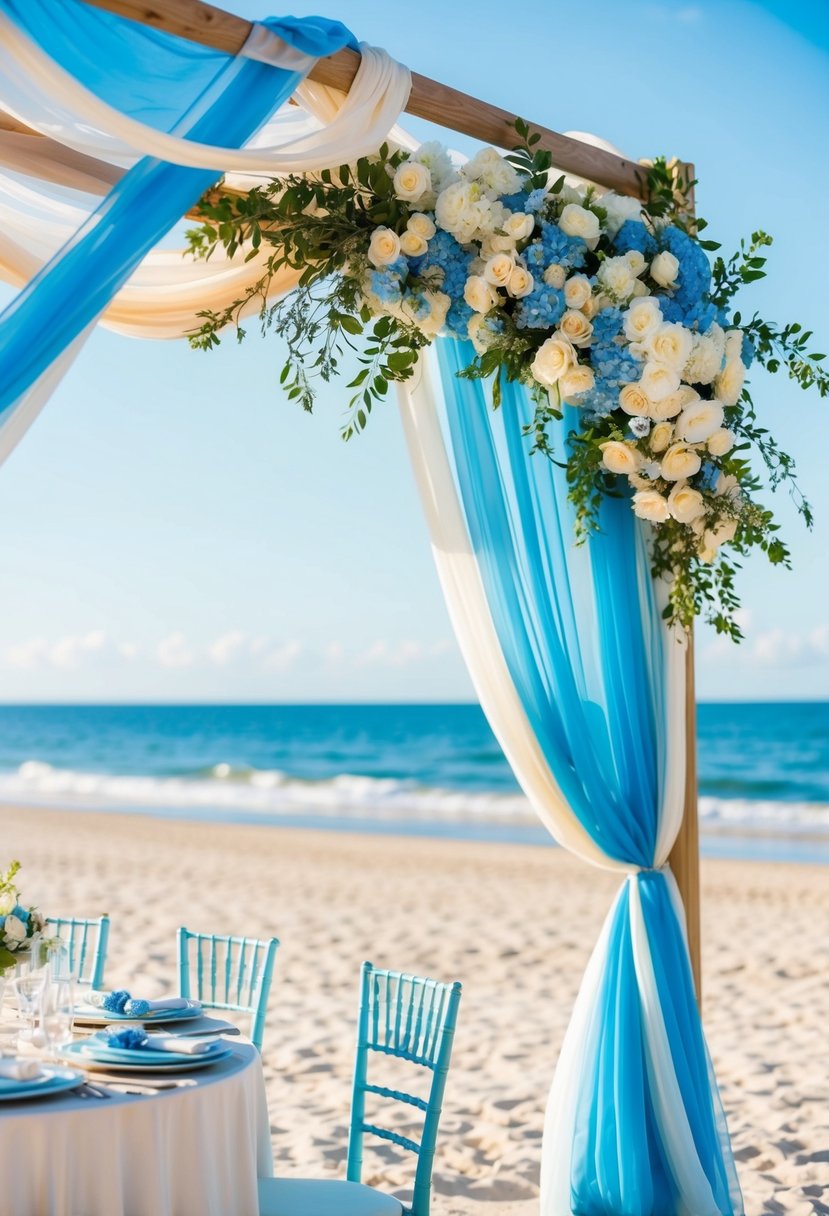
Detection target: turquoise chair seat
<box><xmin>258</xmin><ymin>1178</ymin><xmax>403</xmax><ymax>1216</ymax></box>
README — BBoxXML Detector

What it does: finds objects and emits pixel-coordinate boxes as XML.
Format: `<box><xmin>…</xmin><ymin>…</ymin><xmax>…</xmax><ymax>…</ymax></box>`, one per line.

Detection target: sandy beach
<box><xmin>4</xmin><ymin>804</ymin><xmax>827</xmax><ymax>1215</ymax></box>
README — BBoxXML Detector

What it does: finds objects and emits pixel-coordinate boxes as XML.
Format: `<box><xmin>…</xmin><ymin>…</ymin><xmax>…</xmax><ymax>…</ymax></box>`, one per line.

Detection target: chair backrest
<box><xmin>346</xmin><ymin>962</ymin><xmax>462</xmax><ymax>1216</ymax></box>
<box><xmin>45</xmin><ymin>915</ymin><xmax>110</xmax><ymax>989</ymax></box>
<box><xmin>176</xmin><ymin>927</ymin><xmax>279</xmax><ymax>1051</ymax></box>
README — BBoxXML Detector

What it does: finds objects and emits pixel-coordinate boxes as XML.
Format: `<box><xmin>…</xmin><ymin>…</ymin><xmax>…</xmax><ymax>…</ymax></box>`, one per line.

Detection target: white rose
<box><xmin>483</xmin><ymin>251</ymin><xmax>516</xmax><ymax>288</ymax></box>
<box><xmin>560</xmin><ymin>365</ymin><xmax>595</xmax><ymax>399</ymax></box>
<box><xmin>624</xmin><ymin>250</ymin><xmax>647</xmax><ymax>277</ymax></box>
<box><xmin>531</xmin><ymin>335</ymin><xmax>576</xmax><ymax>388</ymax></box>
<box><xmin>367</xmin><ymin>227</ymin><xmax>401</xmax><ymax>268</ymax></box>
<box><xmin>650</xmin><ymin>421</ymin><xmax>674</xmax><ymax>452</ymax></box>
<box><xmin>464</xmin><ymin>146</ymin><xmax>521</xmax><ymax>195</ymax></box>
<box><xmin>4</xmin><ymin>913</ymin><xmax>26</xmax><ymax>943</ymax></box>
<box><xmin>0</xmin><ymin>891</ymin><xmax>15</xmax><ymax>916</ymax></box>
<box><xmin>648</xmin><ymin>391</ymin><xmax>686</xmax><ymax>421</ymax></box>
<box><xmin>393</xmin><ymin>161</ymin><xmax>432</xmax><ymax>203</ymax></box>
<box><xmin>559</xmin><ymin>203</ymin><xmax>601</xmax><ymax>248</ymax></box>
<box><xmin>624</xmin><ymin>297</ymin><xmax>663</xmax><ymax>342</ymax></box>
<box><xmin>601</xmin><ymin>440</ymin><xmax>642</xmax><ymax>476</ymax></box>
<box><xmin>464</xmin><ymin>275</ymin><xmax>498</xmax><ymax>314</ymax></box>
<box><xmin>503</xmin><ymin>212</ymin><xmax>535</xmax><ymax>243</ymax></box>
<box><xmin>559</xmin><ymin>309</ymin><xmax>593</xmax><ymax>348</ymax></box>
<box><xmin>564</xmin><ymin>275</ymin><xmax>592</xmax><ymax>311</ymax></box>
<box><xmin>684</xmin><ymin>324</ymin><xmax>726</xmax><ymax>385</ymax></box>
<box><xmin>650</xmin><ymin>250</ymin><xmax>680</xmax><ymax>287</ymax></box>
<box><xmin>507</xmin><ymin>266</ymin><xmax>534</xmax><ymax>298</ymax></box>
<box><xmin>724</xmin><ymin>328</ymin><xmax>743</xmax><ymax>364</ymax></box>
<box><xmin>619</xmin><ymin>383</ymin><xmax>650</xmax><ymax>417</ymax></box>
<box><xmin>407</xmin><ymin>212</ymin><xmax>436</xmax><ymax>240</ymax></box>
<box><xmin>601</xmin><ymin>191</ymin><xmax>642</xmax><ymax>238</ymax></box>
<box><xmin>716</xmin><ymin>472</ymin><xmax>742</xmax><ymax>503</ymax></box>
<box><xmin>700</xmin><ymin>517</ymin><xmax>739</xmax><ymax>558</ymax></box>
<box><xmin>667</xmin><ymin>481</ymin><xmax>706</xmax><ymax>524</ymax></box>
<box><xmin>415</xmin><ymin>290</ymin><xmax>451</xmax><ymax>338</ymax></box>
<box><xmin>676</xmin><ymin>398</ymin><xmax>725</xmax><ymax>444</ymax></box>
<box><xmin>714</xmin><ymin>358</ymin><xmax>746</xmax><ymax>407</ymax></box>
<box><xmin>645</xmin><ymin>322</ymin><xmax>694</xmax><ymax>372</ymax></box>
<box><xmin>481</xmin><ymin>232</ymin><xmax>516</xmax><ymax>257</ymax></box>
<box><xmin>597</xmin><ymin>256</ymin><xmax>636</xmax><ymax>301</ymax></box>
<box><xmin>708</xmin><ymin>428</ymin><xmax>735</xmax><ymax>457</ymax></box>
<box><xmin>414</xmin><ymin>141</ymin><xmax>457</xmax><ymax>194</ymax></box>
<box><xmin>543</xmin><ymin>264</ymin><xmax>567</xmax><ymax>289</ymax></box>
<box><xmin>639</xmin><ymin>362</ymin><xmax>680</xmax><ymax>402</ymax></box>
<box><xmin>633</xmin><ymin>489</ymin><xmax>671</xmax><ymax>523</ymax></box>
<box><xmin>661</xmin><ymin>443</ymin><xmax>702</xmax><ymax>481</ymax></box>
<box><xmin>399</xmin><ymin>230</ymin><xmax>428</xmax><ymax>258</ymax></box>
<box><xmin>435</xmin><ymin>181</ymin><xmax>489</xmax><ymax>242</ymax></box>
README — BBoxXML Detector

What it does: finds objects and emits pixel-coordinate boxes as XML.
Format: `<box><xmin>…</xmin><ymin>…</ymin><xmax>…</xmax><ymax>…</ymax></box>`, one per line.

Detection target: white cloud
<box><xmin>207</xmin><ymin>631</ymin><xmax>246</xmax><ymax>666</ymax></box>
<box><xmin>49</xmin><ymin>630</ymin><xmax>105</xmax><ymax>669</ymax></box>
<box><xmin>356</xmin><ymin>639</ymin><xmax>454</xmax><ymax>669</ymax></box>
<box><xmin>156</xmin><ymin>632</ymin><xmax>195</xmax><ymax>668</ymax></box>
<box><xmin>702</xmin><ymin>621</ymin><xmax>829</xmax><ymax>670</ymax></box>
<box><xmin>4</xmin><ymin>638</ymin><xmax>48</xmax><ymax>669</ymax></box>
<box><xmin>264</xmin><ymin>640</ymin><xmax>303</xmax><ymax>670</ymax></box>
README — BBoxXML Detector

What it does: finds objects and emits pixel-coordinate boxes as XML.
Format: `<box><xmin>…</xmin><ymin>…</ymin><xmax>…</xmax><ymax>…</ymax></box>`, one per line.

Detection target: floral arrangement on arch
<box><xmin>186</xmin><ymin>124</ymin><xmax>826</xmax><ymax>639</ymax></box>
<box><xmin>0</xmin><ymin>860</ymin><xmax>47</xmax><ymax>972</ymax></box>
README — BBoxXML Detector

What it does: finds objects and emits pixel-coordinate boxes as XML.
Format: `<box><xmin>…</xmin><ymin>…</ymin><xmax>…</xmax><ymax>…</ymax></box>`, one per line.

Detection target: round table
<box><xmin>0</xmin><ymin>1041</ymin><xmax>273</xmax><ymax>1216</ymax></box>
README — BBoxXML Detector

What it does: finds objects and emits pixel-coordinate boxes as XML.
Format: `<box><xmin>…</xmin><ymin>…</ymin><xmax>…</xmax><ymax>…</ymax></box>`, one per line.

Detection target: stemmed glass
<box><xmin>41</xmin><ymin>979</ymin><xmax>75</xmax><ymax>1058</ymax></box>
<box><xmin>11</xmin><ymin>973</ymin><xmax>46</xmax><ymax>1051</ymax></box>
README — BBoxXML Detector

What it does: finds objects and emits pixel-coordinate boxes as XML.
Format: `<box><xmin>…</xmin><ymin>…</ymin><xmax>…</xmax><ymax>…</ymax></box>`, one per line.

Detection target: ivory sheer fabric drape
<box><xmin>399</xmin><ymin>344</ymin><xmax>743</xmax><ymax>1216</ymax></box>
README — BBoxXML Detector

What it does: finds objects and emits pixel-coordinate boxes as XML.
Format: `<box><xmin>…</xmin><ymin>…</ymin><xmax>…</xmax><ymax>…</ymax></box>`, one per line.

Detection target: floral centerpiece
<box><xmin>0</xmin><ymin>860</ymin><xmax>47</xmax><ymax>973</ymax></box>
<box><xmin>186</xmin><ymin>125</ymin><xmax>826</xmax><ymax>639</ymax></box>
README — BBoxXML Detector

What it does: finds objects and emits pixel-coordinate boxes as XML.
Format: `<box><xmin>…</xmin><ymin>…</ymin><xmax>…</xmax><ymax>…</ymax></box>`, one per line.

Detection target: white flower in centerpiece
<box><xmin>714</xmin><ymin>358</ymin><xmax>746</xmax><ymax>407</ymax></box>
<box><xmin>645</xmin><ymin>322</ymin><xmax>694</xmax><ymax>372</ymax></box>
<box><xmin>619</xmin><ymin>383</ymin><xmax>651</xmax><ymax>417</ymax></box>
<box><xmin>413</xmin><ymin>141</ymin><xmax>458</xmax><ymax>194</ymax></box>
<box><xmin>624</xmin><ymin>297</ymin><xmax>662</xmax><ymax>342</ymax></box>
<box><xmin>415</xmin><ymin>290</ymin><xmax>451</xmax><ymax>337</ymax></box>
<box><xmin>400</xmin><ymin>230</ymin><xmax>428</xmax><ymax>258</ymax></box>
<box><xmin>650</xmin><ymin>421</ymin><xmax>674</xmax><ymax>452</ymax></box>
<box><xmin>467</xmin><ymin>313</ymin><xmax>496</xmax><ymax>354</ymax></box>
<box><xmin>661</xmin><ymin>443</ymin><xmax>702</xmax><ymax>481</ymax></box>
<box><xmin>676</xmin><ymin>398</ymin><xmax>725</xmax><ymax>444</ymax></box>
<box><xmin>393</xmin><ymin>161</ymin><xmax>432</xmax><ymax>203</ymax></box>
<box><xmin>503</xmin><ymin>212</ymin><xmax>535</xmax><ymax>243</ymax></box>
<box><xmin>407</xmin><ymin>212</ymin><xmax>436</xmax><ymax>240</ymax></box>
<box><xmin>531</xmin><ymin>334</ymin><xmax>576</xmax><ymax>387</ymax></box>
<box><xmin>559</xmin><ymin>203</ymin><xmax>601</xmax><ymax>248</ymax></box>
<box><xmin>724</xmin><ymin>328</ymin><xmax>744</xmax><ymax>364</ymax></box>
<box><xmin>435</xmin><ymin>180</ymin><xmax>491</xmax><ymax>243</ymax></box>
<box><xmin>367</xmin><ymin>227</ymin><xmax>402</xmax><ymax>267</ymax></box>
<box><xmin>4</xmin><ymin>913</ymin><xmax>26</xmax><ymax>943</ymax></box>
<box><xmin>667</xmin><ymin>481</ymin><xmax>706</xmax><ymax>524</ymax></box>
<box><xmin>601</xmin><ymin>191</ymin><xmax>643</xmax><ymax>238</ymax></box>
<box><xmin>639</xmin><ymin>362</ymin><xmax>681</xmax><ymax>402</ymax></box>
<box><xmin>559</xmin><ymin>309</ymin><xmax>594</xmax><ymax>348</ymax></box>
<box><xmin>624</xmin><ymin>249</ymin><xmax>647</xmax><ymax>277</ymax></box>
<box><xmin>560</xmin><ymin>364</ymin><xmax>595</xmax><ymax>399</ymax></box>
<box><xmin>463</xmin><ymin>275</ymin><xmax>499</xmax><ymax>314</ymax></box>
<box><xmin>483</xmin><ymin>252</ymin><xmax>516</xmax><ymax>288</ymax></box>
<box><xmin>708</xmin><ymin>428</ymin><xmax>735</xmax><ymax>456</ymax></box>
<box><xmin>463</xmin><ymin>146</ymin><xmax>522</xmax><ymax>196</ymax></box>
<box><xmin>564</xmin><ymin>275</ymin><xmax>593</xmax><ymax>311</ymax></box>
<box><xmin>597</xmin><ymin>256</ymin><xmax>637</xmax><ymax>301</ymax></box>
<box><xmin>650</xmin><ymin>250</ymin><xmax>680</xmax><ymax>287</ymax></box>
<box><xmin>544</xmin><ymin>264</ymin><xmax>567</xmax><ymax>289</ymax></box>
<box><xmin>601</xmin><ymin>440</ymin><xmax>642</xmax><ymax>476</ymax></box>
<box><xmin>716</xmin><ymin>473</ymin><xmax>742</xmax><ymax>504</ymax></box>
<box><xmin>0</xmin><ymin>891</ymin><xmax>15</xmax><ymax>916</ymax></box>
<box><xmin>684</xmin><ymin>323</ymin><xmax>726</xmax><ymax>385</ymax></box>
<box><xmin>699</xmin><ymin>516</ymin><xmax>739</xmax><ymax>560</ymax></box>
<box><xmin>507</xmin><ymin>266</ymin><xmax>534</xmax><ymax>298</ymax></box>
<box><xmin>633</xmin><ymin>488</ymin><xmax>671</xmax><ymax>522</ymax></box>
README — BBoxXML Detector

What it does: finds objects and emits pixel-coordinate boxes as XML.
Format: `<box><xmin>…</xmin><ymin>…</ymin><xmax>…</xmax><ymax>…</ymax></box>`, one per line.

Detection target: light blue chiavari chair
<box><xmin>176</xmin><ymin>927</ymin><xmax>278</xmax><ymax>1052</ymax></box>
<box><xmin>45</xmin><ymin>915</ymin><xmax>110</xmax><ymax>989</ymax></box>
<box><xmin>257</xmin><ymin>961</ymin><xmax>462</xmax><ymax>1216</ymax></box>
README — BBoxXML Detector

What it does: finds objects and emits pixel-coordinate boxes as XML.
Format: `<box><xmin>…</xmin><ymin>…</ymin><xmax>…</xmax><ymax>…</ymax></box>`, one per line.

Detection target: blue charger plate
<box><xmin>61</xmin><ymin>1038</ymin><xmax>232</xmax><ymax>1073</ymax></box>
<box><xmin>74</xmin><ymin>999</ymin><xmax>202</xmax><ymax>1026</ymax></box>
<box><xmin>0</xmin><ymin>1067</ymin><xmax>82</xmax><ymax>1101</ymax></box>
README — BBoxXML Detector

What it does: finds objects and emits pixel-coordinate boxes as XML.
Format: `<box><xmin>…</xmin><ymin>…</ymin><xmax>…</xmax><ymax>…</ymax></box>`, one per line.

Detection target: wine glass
<box><xmin>41</xmin><ymin>979</ymin><xmax>75</xmax><ymax>1057</ymax></box>
<box><xmin>11</xmin><ymin>973</ymin><xmax>46</xmax><ymax>1052</ymax></box>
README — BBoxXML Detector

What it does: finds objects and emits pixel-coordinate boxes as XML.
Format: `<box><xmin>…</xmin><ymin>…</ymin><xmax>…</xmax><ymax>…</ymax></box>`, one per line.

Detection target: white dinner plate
<box><xmin>73</xmin><ymin>1000</ymin><xmax>202</xmax><ymax>1026</ymax></box>
<box><xmin>0</xmin><ymin>1067</ymin><xmax>82</xmax><ymax>1101</ymax></box>
<box><xmin>61</xmin><ymin>1040</ymin><xmax>233</xmax><ymax>1073</ymax></box>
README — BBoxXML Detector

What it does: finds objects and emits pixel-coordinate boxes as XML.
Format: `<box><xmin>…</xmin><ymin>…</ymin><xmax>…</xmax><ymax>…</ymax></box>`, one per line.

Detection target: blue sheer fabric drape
<box><xmin>0</xmin><ymin>0</ymin><xmax>354</xmax><ymax>426</ymax></box>
<box><xmin>434</xmin><ymin>338</ymin><xmax>742</xmax><ymax>1216</ymax></box>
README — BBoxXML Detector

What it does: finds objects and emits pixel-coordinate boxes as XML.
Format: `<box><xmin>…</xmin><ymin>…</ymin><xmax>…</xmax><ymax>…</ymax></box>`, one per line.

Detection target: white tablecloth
<box><xmin>0</xmin><ymin>1041</ymin><xmax>273</xmax><ymax>1216</ymax></box>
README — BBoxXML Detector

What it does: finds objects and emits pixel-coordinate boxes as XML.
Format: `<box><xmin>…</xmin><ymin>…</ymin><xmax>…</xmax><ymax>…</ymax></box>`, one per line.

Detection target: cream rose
<box><xmin>507</xmin><ymin>266</ymin><xmax>534</xmax><ymax>298</ymax></box>
<box><xmin>399</xmin><ymin>230</ymin><xmax>428</xmax><ymax>258</ymax></box>
<box><xmin>435</xmin><ymin>180</ymin><xmax>489</xmax><ymax>242</ymax></box>
<box><xmin>531</xmin><ymin>335</ymin><xmax>576</xmax><ymax>388</ymax></box>
<box><xmin>624</xmin><ymin>297</ymin><xmax>662</xmax><ymax>342</ymax></box>
<box><xmin>650</xmin><ymin>249</ymin><xmax>680</xmax><ymax>287</ymax></box>
<box><xmin>560</xmin><ymin>365</ymin><xmax>595</xmax><ymax>399</ymax></box>
<box><xmin>649</xmin><ymin>421</ymin><xmax>674</xmax><ymax>452</ymax></box>
<box><xmin>4</xmin><ymin>913</ymin><xmax>26</xmax><ymax>943</ymax></box>
<box><xmin>714</xmin><ymin>358</ymin><xmax>746</xmax><ymax>407</ymax></box>
<box><xmin>703</xmin><ymin>517</ymin><xmax>739</xmax><ymax>551</ymax></box>
<box><xmin>483</xmin><ymin>252</ymin><xmax>516</xmax><ymax>288</ymax></box>
<box><xmin>393</xmin><ymin>161</ymin><xmax>432</xmax><ymax>203</ymax></box>
<box><xmin>707</xmin><ymin>428</ymin><xmax>735</xmax><ymax>457</ymax></box>
<box><xmin>463</xmin><ymin>275</ymin><xmax>498</xmax><ymax>314</ymax></box>
<box><xmin>601</xmin><ymin>440</ymin><xmax>642</xmax><ymax>476</ymax></box>
<box><xmin>661</xmin><ymin>443</ymin><xmax>702</xmax><ymax>481</ymax></box>
<box><xmin>367</xmin><ymin>227</ymin><xmax>401</xmax><ymax>268</ymax></box>
<box><xmin>564</xmin><ymin>275</ymin><xmax>592</xmax><ymax>311</ymax></box>
<box><xmin>684</xmin><ymin>324</ymin><xmax>726</xmax><ymax>385</ymax></box>
<box><xmin>667</xmin><ymin>481</ymin><xmax>706</xmax><ymax>524</ymax></box>
<box><xmin>559</xmin><ymin>203</ymin><xmax>601</xmax><ymax>248</ymax></box>
<box><xmin>543</xmin><ymin>263</ymin><xmax>567</xmax><ymax>289</ymax></box>
<box><xmin>639</xmin><ymin>362</ymin><xmax>680</xmax><ymax>402</ymax></box>
<box><xmin>559</xmin><ymin>309</ymin><xmax>594</xmax><ymax>348</ymax></box>
<box><xmin>597</xmin><ymin>256</ymin><xmax>636</xmax><ymax>301</ymax></box>
<box><xmin>645</xmin><ymin>322</ymin><xmax>694</xmax><ymax>372</ymax></box>
<box><xmin>618</xmin><ymin>383</ymin><xmax>650</xmax><ymax>417</ymax></box>
<box><xmin>716</xmin><ymin>473</ymin><xmax>742</xmax><ymax>503</ymax></box>
<box><xmin>0</xmin><ymin>891</ymin><xmax>15</xmax><ymax>916</ymax></box>
<box><xmin>407</xmin><ymin>212</ymin><xmax>436</xmax><ymax>240</ymax></box>
<box><xmin>676</xmin><ymin>398</ymin><xmax>725</xmax><ymax>444</ymax></box>
<box><xmin>648</xmin><ymin>391</ymin><xmax>687</xmax><ymax>421</ymax></box>
<box><xmin>724</xmin><ymin>328</ymin><xmax>743</xmax><ymax>364</ymax></box>
<box><xmin>503</xmin><ymin>212</ymin><xmax>535</xmax><ymax>243</ymax></box>
<box><xmin>624</xmin><ymin>250</ymin><xmax>647</xmax><ymax>277</ymax></box>
<box><xmin>633</xmin><ymin>489</ymin><xmax>670</xmax><ymax>523</ymax></box>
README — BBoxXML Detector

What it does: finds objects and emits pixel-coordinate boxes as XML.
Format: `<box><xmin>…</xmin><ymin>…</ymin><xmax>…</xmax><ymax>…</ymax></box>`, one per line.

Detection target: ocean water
<box><xmin>0</xmin><ymin>703</ymin><xmax>827</xmax><ymax>860</ymax></box>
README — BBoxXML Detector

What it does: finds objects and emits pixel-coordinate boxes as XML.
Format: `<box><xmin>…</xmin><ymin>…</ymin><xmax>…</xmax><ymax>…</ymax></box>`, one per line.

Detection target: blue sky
<box><xmin>0</xmin><ymin>0</ymin><xmax>827</xmax><ymax>702</ymax></box>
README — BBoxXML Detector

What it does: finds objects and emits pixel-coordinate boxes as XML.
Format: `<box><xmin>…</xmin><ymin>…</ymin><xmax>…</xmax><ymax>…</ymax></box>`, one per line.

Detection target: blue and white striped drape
<box><xmin>400</xmin><ymin>340</ymin><xmax>743</xmax><ymax>1216</ymax></box>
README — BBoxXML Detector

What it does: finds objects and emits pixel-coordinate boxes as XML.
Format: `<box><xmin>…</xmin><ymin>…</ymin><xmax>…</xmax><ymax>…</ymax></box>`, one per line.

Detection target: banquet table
<box><xmin>0</xmin><ymin>1040</ymin><xmax>273</xmax><ymax>1216</ymax></box>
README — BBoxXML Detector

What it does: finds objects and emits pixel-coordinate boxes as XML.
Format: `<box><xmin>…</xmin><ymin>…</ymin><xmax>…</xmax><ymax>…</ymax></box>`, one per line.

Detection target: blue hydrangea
<box><xmin>445</xmin><ymin>299</ymin><xmax>475</xmax><ymax>340</ymax></box>
<box><xmin>540</xmin><ymin>220</ymin><xmax>586</xmax><ymax>269</ymax></box>
<box><xmin>590</xmin><ymin>343</ymin><xmax>640</xmax><ymax>392</ymax></box>
<box><xmin>369</xmin><ymin>267</ymin><xmax>404</xmax><ymax>305</ymax></box>
<box><xmin>591</xmin><ymin>307</ymin><xmax>624</xmax><ymax>344</ymax></box>
<box><xmin>742</xmin><ymin>335</ymin><xmax>756</xmax><ymax>368</ymax></box>
<box><xmin>403</xmin><ymin>290</ymin><xmax>432</xmax><ymax>322</ymax></box>
<box><xmin>514</xmin><ymin>284</ymin><xmax>565</xmax><ymax>330</ymax></box>
<box><xmin>659</xmin><ymin>225</ymin><xmax>712</xmax><ymax>310</ymax></box>
<box><xmin>418</xmin><ymin>230</ymin><xmax>475</xmax><ymax>303</ymax></box>
<box><xmin>698</xmin><ymin>462</ymin><xmax>720</xmax><ymax>492</ymax></box>
<box><xmin>659</xmin><ymin>297</ymin><xmax>685</xmax><ymax>324</ymax></box>
<box><xmin>613</xmin><ymin>220</ymin><xmax>657</xmax><ymax>258</ymax></box>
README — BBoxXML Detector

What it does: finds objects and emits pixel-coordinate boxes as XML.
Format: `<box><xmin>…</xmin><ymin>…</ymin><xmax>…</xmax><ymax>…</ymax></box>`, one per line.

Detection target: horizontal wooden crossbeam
<box><xmin>77</xmin><ymin>0</ymin><xmax>648</xmax><ymax>199</ymax></box>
